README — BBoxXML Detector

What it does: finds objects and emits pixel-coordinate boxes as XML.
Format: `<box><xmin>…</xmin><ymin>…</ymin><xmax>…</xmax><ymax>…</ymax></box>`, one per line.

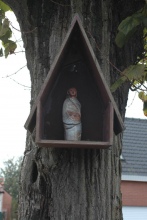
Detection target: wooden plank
<box><xmin>36</xmin><ymin>140</ymin><xmax>112</xmax><ymax>149</ymax></box>
<box><xmin>103</xmin><ymin>102</ymin><xmax>113</xmax><ymax>144</ymax></box>
<box><xmin>35</xmin><ymin>101</ymin><xmax>43</xmax><ymax>143</ymax></box>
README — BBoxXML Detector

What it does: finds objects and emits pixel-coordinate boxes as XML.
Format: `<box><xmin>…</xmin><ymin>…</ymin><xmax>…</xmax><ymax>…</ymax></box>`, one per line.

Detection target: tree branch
<box><xmin>2</xmin><ymin>65</ymin><xmax>27</xmax><ymax>78</ymax></box>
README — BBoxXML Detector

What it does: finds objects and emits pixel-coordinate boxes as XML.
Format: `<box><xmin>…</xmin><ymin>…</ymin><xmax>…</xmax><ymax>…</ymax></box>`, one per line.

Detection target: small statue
<box><xmin>62</xmin><ymin>87</ymin><xmax>82</xmax><ymax>141</ymax></box>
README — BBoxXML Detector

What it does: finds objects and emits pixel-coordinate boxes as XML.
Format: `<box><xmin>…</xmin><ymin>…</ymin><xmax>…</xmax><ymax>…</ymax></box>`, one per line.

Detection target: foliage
<box><xmin>111</xmin><ymin>2</ymin><xmax>147</xmax><ymax>116</ymax></box>
<box><xmin>0</xmin><ymin>212</ymin><xmax>5</xmax><ymax>220</ymax></box>
<box><xmin>115</xmin><ymin>5</ymin><xmax>147</xmax><ymax>48</ymax></box>
<box><xmin>0</xmin><ymin>157</ymin><xmax>22</xmax><ymax>219</ymax></box>
<box><xmin>111</xmin><ymin>64</ymin><xmax>146</xmax><ymax>92</ymax></box>
<box><xmin>0</xmin><ymin>0</ymin><xmax>17</xmax><ymax>57</ymax></box>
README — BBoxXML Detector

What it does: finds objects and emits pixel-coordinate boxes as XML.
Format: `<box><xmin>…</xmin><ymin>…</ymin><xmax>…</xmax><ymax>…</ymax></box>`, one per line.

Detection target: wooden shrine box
<box><xmin>25</xmin><ymin>14</ymin><xmax>124</xmax><ymax>149</ymax></box>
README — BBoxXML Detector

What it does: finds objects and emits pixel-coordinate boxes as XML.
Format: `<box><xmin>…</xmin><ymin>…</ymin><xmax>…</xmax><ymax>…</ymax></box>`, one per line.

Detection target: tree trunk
<box><xmin>3</xmin><ymin>0</ymin><xmax>144</xmax><ymax>219</ymax></box>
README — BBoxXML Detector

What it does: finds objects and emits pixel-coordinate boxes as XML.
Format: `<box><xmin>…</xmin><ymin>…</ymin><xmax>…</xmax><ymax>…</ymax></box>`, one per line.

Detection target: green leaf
<box><xmin>143</xmin><ymin>101</ymin><xmax>147</xmax><ymax>116</ymax></box>
<box><xmin>0</xmin><ymin>0</ymin><xmax>11</xmax><ymax>12</ymax></box>
<box><xmin>0</xmin><ymin>9</ymin><xmax>5</xmax><ymax>22</ymax></box>
<box><xmin>115</xmin><ymin>31</ymin><xmax>126</xmax><ymax>48</ymax></box>
<box><xmin>3</xmin><ymin>40</ymin><xmax>17</xmax><ymax>58</ymax></box>
<box><xmin>115</xmin><ymin>10</ymin><xmax>146</xmax><ymax>48</ymax></box>
<box><xmin>138</xmin><ymin>91</ymin><xmax>147</xmax><ymax>101</ymax></box>
<box><xmin>0</xmin><ymin>18</ymin><xmax>9</xmax><ymax>37</ymax></box>
<box><xmin>111</xmin><ymin>64</ymin><xmax>146</xmax><ymax>92</ymax></box>
<box><xmin>138</xmin><ymin>91</ymin><xmax>144</xmax><ymax>100</ymax></box>
<box><xmin>118</xmin><ymin>13</ymin><xmax>143</xmax><ymax>36</ymax></box>
<box><xmin>126</xmin><ymin>64</ymin><xmax>145</xmax><ymax>80</ymax></box>
<box><xmin>115</xmin><ymin>27</ymin><xmax>137</xmax><ymax>48</ymax></box>
<box><xmin>111</xmin><ymin>76</ymin><xmax>126</xmax><ymax>92</ymax></box>
<box><xmin>0</xmin><ymin>28</ymin><xmax>12</xmax><ymax>43</ymax></box>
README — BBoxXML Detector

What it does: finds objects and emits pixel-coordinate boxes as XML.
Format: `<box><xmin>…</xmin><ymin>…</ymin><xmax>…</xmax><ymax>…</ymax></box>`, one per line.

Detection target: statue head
<box><xmin>67</xmin><ymin>87</ymin><xmax>77</xmax><ymax>98</ymax></box>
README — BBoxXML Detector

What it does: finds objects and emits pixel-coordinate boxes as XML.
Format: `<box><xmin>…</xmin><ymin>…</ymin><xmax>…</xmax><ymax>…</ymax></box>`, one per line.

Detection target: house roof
<box><xmin>122</xmin><ymin>117</ymin><xmax>147</xmax><ymax>177</ymax></box>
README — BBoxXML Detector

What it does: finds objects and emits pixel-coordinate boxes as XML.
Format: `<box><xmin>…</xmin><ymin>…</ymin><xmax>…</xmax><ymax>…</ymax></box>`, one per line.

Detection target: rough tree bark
<box><xmin>3</xmin><ymin>0</ymin><xmax>144</xmax><ymax>219</ymax></box>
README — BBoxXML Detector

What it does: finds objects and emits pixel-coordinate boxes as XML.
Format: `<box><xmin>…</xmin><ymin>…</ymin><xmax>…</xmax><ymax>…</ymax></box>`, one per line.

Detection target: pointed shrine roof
<box><xmin>25</xmin><ymin>14</ymin><xmax>124</xmax><ymax>135</ymax></box>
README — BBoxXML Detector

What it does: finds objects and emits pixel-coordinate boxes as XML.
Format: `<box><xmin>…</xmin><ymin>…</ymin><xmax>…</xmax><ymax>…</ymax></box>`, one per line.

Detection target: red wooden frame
<box><xmin>25</xmin><ymin>14</ymin><xmax>124</xmax><ymax>149</ymax></box>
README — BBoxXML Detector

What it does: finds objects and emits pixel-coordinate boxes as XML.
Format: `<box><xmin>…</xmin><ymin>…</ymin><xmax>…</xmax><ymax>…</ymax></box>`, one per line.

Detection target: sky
<box><xmin>0</xmin><ymin>12</ymin><xmax>31</xmax><ymax>166</ymax></box>
<box><xmin>0</xmin><ymin>12</ymin><xmax>146</xmax><ymax>167</ymax></box>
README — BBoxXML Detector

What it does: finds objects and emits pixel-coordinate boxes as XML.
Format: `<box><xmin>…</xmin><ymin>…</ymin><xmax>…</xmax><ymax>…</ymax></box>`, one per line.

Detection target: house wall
<box><xmin>122</xmin><ymin>206</ymin><xmax>147</xmax><ymax>220</ymax></box>
<box><xmin>2</xmin><ymin>191</ymin><xmax>12</xmax><ymax>220</ymax></box>
<box><xmin>0</xmin><ymin>193</ymin><xmax>3</xmax><ymax>212</ymax></box>
<box><xmin>121</xmin><ymin>181</ymin><xmax>147</xmax><ymax>206</ymax></box>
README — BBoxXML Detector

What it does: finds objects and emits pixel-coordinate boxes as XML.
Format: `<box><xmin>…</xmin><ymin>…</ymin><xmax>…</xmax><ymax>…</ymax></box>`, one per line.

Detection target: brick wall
<box><xmin>121</xmin><ymin>181</ymin><xmax>147</xmax><ymax>206</ymax></box>
<box><xmin>2</xmin><ymin>191</ymin><xmax>12</xmax><ymax>220</ymax></box>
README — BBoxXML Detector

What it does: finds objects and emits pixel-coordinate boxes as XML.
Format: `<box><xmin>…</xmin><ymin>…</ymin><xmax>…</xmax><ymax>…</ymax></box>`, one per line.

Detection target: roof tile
<box><xmin>122</xmin><ymin>118</ymin><xmax>147</xmax><ymax>176</ymax></box>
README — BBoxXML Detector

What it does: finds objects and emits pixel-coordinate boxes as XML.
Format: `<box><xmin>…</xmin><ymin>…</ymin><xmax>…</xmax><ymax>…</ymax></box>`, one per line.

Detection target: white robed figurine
<box><xmin>62</xmin><ymin>87</ymin><xmax>82</xmax><ymax>141</ymax></box>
